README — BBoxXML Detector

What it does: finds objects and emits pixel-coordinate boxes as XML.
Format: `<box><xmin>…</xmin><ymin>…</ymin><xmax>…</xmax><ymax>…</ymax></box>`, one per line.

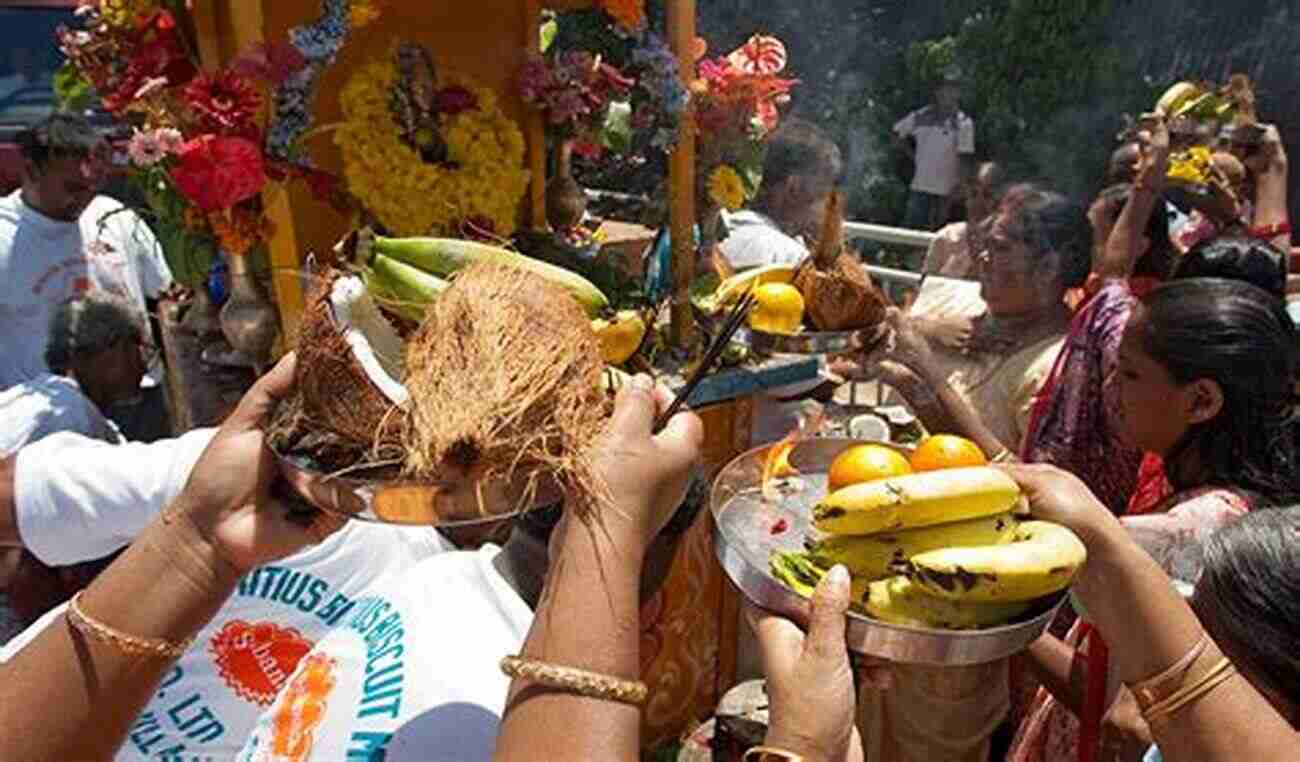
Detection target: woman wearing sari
<box><xmin>1009</xmin><ymin>120</ymin><xmax>1300</xmax><ymax>762</ymax></box>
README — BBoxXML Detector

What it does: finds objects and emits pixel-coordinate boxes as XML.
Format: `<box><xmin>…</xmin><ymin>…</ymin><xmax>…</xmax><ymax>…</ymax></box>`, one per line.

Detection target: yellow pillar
<box><xmin>667</xmin><ymin>0</ymin><xmax>697</xmax><ymax>349</ymax></box>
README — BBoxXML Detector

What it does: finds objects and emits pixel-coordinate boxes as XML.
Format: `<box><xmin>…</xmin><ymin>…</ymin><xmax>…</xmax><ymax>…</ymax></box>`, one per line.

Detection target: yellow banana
<box><xmin>863</xmin><ymin>575</ymin><xmax>1032</xmax><ymax>630</ymax></box>
<box><xmin>591</xmin><ymin>310</ymin><xmax>647</xmax><ymax>366</ymax></box>
<box><xmin>1155</xmin><ymin>81</ymin><xmax>1202</xmax><ymax>117</ymax></box>
<box><xmin>813</xmin><ymin>467</ymin><xmax>1021</xmax><ymax>536</ymax></box>
<box><xmin>805</xmin><ymin>512</ymin><xmax>1019</xmax><ymax>582</ymax></box>
<box><xmin>904</xmin><ymin>521</ymin><xmax>1087</xmax><ymax>603</ymax></box>
<box><xmin>715</xmin><ymin>264</ymin><xmax>795</xmax><ymax>307</ymax></box>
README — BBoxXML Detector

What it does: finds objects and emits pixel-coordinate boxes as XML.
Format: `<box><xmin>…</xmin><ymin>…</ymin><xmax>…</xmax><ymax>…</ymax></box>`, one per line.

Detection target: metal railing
<box><xmin>844</xmin><ymin>221</ymin><xmax>937</xmax><ymax>251</ymax></box>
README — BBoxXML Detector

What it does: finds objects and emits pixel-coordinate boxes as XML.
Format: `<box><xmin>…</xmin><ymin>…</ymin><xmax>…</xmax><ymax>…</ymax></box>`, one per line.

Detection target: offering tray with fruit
<box><xmin>711</xmin><ymin>438</ymin><xmax>1073</xmax><ymax>666</ymax></box>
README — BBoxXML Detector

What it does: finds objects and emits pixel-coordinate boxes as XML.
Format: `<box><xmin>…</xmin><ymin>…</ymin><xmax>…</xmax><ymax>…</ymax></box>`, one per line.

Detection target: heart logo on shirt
<box><xmin>210</xmin><ymin>620</ymin><xmax>314</xmax><ymax>706</ymax></box>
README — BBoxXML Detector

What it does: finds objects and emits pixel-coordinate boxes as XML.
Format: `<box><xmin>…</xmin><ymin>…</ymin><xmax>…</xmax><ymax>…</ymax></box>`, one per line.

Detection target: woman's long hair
<box><xmin>1192</xmin><ymin>507</ymin><xmax>1300</xmax><ymax>721</ymax></box>
<box><xmin>1140</xmin><ymin>279</ymin><xmax>1300</xmax><ymax>505</ymax></box>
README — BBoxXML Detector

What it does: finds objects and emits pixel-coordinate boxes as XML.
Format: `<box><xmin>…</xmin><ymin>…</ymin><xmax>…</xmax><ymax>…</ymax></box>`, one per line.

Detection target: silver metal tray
<box><xmin>275</xmin><ymin>449</ymin><xmax>562</xmax><ymax>527</ymax></box>
<box><xmin>711</xmin><ymin>437</ymin><xmax>1066</xmax><ymax>665</ymax></box>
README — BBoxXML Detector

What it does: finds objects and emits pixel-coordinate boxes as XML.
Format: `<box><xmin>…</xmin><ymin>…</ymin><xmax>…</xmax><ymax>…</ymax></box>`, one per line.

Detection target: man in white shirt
<box><xmin>234</xmin><ymin>484</ymin><xmax>703</xmax><ymax>762</ymax></box>
<box><xmin>894</xmin><ymin>72</ymin><xmax>976</xmax><ymax>233</ymax></box>
<box><xmin>720</xmin><ymin>118</ymin><xmax>844</xmax><ymax>271</ymax></box>
<box><xmin>0</xmin><ymin>430</ymin><xmax>449</xmax><ymax>759</ymax></box>
<box><xmin>0</xmin><ymin>113</ymin><xmax>173</xmax><ymax>438</ymax></box>
<box><xmin>0</xmin><ymin>296</ymin><xmax>151</xmax><ymax>455</ymax></box>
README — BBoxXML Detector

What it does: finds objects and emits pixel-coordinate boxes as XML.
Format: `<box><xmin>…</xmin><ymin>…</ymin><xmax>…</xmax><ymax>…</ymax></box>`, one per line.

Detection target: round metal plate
<box><xmin>274</xmin><ymin>449</ymin><xmax>562</xmax><ymax>527</ymax></box>
<box><xmin>711</xmin><ymin>437</ymin><xmax>1066</xmax><ymax>665</ymax></box>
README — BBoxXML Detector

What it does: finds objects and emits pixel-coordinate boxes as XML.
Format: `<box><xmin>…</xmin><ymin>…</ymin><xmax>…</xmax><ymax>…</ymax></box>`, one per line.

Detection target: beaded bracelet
<box><xmin>500</xmin><ymin>655</ymin><xmax>648</xmax><ymax>706</ymax></box>
<box><xmin>66</xmin><ymin>591</ymin><xmax>192</xmax><ymax>660</ymax></box>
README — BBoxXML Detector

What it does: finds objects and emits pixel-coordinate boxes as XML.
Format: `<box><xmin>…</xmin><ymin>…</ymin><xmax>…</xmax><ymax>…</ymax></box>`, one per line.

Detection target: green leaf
<box><xmin>53</xmin><ymin>62</ymin><xmax>93</xmax><ymax>112</ymax></box>
<box><xmin>540</xmin><ymin>18</ymin><xmax>558</xmax><ymax>54</ymax></box>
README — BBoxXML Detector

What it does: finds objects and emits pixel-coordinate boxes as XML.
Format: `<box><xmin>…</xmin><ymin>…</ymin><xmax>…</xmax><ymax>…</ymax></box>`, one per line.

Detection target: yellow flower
<box><xmin>708</xmin><ymin>165</ymin><xmax>747</xmax><ymax>212</ymax></box>
<box><xmin>336</xmin><ymin>57</ymin><xmax>529</xmax><ymax>237</ymax></box>
<box><xmin>350</xmin><ymin>0</ymin><xmax>383</xmax><ymax>28</ymax></box>
<box><xmin>98</xmin><ymin>0</ymin><xmax>149</xmax><ymax>27</ymax></box>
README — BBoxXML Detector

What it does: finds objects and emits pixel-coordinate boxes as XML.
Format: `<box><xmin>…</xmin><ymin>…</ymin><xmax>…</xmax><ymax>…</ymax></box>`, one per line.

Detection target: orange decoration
<box><xmin>827</xmin><ymin>443</ymin><xmax>912</xmax><ymax>492</ymax></box>
<box><xmin>909</xmin><ymin>435</ymin><xmax>988</xmax><ymax>472</ymax></box>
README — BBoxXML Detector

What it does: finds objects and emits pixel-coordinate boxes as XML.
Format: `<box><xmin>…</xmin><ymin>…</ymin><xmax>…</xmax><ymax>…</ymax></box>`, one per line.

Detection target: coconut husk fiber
<box><xmin>399</xmin><ymin>262</ymin><xmax>609</xmax><ymax>515</ymax></box>
<box><xmin>795</xmin><ymin>190</ymin><xmax>888</xmax><ymax>331</ymax></box>
<box><xmin>269</xmin><ymin>269</ymin><xmax>408</xmax><ymax>470</ymax></box>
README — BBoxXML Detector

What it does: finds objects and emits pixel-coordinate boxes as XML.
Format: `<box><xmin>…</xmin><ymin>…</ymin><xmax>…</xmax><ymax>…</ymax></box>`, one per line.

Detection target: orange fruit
<box><xmin>909</xmin><ymin>434</ymin><xmax>988</xmax><ymax>472</ymax></box>
<box><xmin>827</xmin><ymin>444</ymin><xmax>913</xmax><ymax>492</ymax></box>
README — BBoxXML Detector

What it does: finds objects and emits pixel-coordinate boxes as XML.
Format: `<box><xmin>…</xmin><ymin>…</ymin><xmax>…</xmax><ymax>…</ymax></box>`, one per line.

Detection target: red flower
<box><xmin>434</xmin><ymin>86</ymin><xmax>478</xmax><ymax>116</ymax></box>
<box><xmin>171</xmin><ymin>136</ymin><xmax>267</xmax><ymax>212</ymax></box>
<box><xmin>185</xmin><ymin>71</ymin><xmax>262</xmax><ymax>137</ymax></box>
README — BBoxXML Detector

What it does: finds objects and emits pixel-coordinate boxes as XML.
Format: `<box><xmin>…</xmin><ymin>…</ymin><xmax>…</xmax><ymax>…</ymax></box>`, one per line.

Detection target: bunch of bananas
<box><xmin>344</xmin><ymin>228</ymin><xmax>646</xmax><ymax>366</ymax></box>
<box><xmin>770</xmin><ymin>452</ymin><xmax>1086</xmax><ymax>630</ymax></box>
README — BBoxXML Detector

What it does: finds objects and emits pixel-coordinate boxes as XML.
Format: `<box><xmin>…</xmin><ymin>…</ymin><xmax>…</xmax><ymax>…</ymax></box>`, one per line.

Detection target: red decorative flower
<box><xmin>184</xmin><ymin>70</ymin><xmax>263</xmax><ymax>137</ymax></box>
<box><xmin>434</xmin><ymin>86</ymin><xmax>478</xmax><ymax>116</ymax></box>
<box><xmin>171</xmin><ymin>136</ymin><xmax>267</xmax><ymax>212</ymax></box>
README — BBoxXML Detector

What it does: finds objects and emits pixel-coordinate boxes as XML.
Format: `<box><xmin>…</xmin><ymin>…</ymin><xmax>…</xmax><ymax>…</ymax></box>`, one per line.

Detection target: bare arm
<box><xmin>495</xmin><ymin>378</ymin><xmax>702</xmax><ymax>762</ymax></box>
<box><xmin>0</xmin><ymin>354</ymin><xmax>345</xmax><ymax>762</ymax></box>
<box><xmin>1245</xmin><ymin>124</ymin><xmax>1290</xmax><ymax>254</ymax></box>
<box><xmin>1096</xmin><ymin>121</ymin><xmax>1170</xmax><ymax>281</ymax></box>
<box><xmin>1022</xmin><ymin>634</ymin><xmax>1088</xmax><ymax>717</ymax></box>
<box><xmin>0</xmin><ymin>456</ymin><xmax>16</xmax><ymax>548</ymax></box>
<box><xmin>1004</xmin><ymin>465</ymin><xmax>1300</xmax><ymax>762</ymax></box>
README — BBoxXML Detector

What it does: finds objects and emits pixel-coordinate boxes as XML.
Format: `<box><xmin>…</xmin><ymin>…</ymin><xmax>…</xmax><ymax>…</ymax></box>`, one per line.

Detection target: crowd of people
<box><xmin>0</xmin><ymin>84</ymin><xmax>1297</xmax><ymax>762</ymax></box>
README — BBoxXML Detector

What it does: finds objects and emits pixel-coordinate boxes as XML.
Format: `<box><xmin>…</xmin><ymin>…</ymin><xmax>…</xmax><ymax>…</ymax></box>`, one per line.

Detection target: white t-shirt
<box><xmin>13</xmin><ymin>428</ymin><xmax>216</xmax><ymax>566</ymax></box>
<box><xmin>3</xmin><ymin>522</ymin><xmax>447</xmax><ymax>762</ymax></box>
<box><xmin>236</xmin><ymin>545</ymin><xmax>532</xmax><ymax>762</ymax></box>
<box><xmin>719</xmin><ymin>210</ymin><xmax>808</xmax><ymax>270</ymax></box>
<box><xmin>893</xmin><ymin>107</ymin><xmax>975</xmax><ymax>197</ymax></box>
<box><xmin>0</xmin><ymin>191</ymin><xmax>172</xmax><ymax>389</ymax></box>
<box><xmin>0</xmin><ymin>373</ymin><xmax>121</xmax><ymax>456</ymax></box>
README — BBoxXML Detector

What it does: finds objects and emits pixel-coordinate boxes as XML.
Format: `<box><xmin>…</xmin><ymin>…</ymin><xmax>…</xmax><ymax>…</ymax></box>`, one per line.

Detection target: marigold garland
<box><xmin>336</xmin><ymin>60</ymin><xmax>530</xmax><ymax>237</ymax></box>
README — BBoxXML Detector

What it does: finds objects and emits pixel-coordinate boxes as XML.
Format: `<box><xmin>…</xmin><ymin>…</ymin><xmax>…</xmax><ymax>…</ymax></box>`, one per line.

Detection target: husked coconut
<box><xmin>794</xmin><ymin>191</ymin><xmax>888</xmax><ymax>332</ymax></box>
<box><xmin>400</xmin><ymin>262</ymin><xmax>609</xmax><ymax>518</ymax></box>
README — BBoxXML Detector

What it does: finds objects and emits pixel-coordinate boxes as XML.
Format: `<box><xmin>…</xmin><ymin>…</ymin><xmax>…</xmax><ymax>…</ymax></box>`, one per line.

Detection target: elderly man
<box><xmin>0</xmin><ymin>296</ymin><xmax>150</xmax><ymax>455</ymax></box>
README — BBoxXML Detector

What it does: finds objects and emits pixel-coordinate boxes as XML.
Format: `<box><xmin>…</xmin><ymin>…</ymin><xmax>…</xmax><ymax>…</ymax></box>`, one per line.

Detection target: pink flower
<box><xmin>154</xmin><ymin>128</ymin><xmax>184</xmax><ymax>154</ymax></box>
<box><xmin>171</xmin><ymin>135</ymin><xmax>266</xmax><ymax>212</ymax></box>
<box><xmin>127</xmin><ymin>129</ymin><xmax>166</xmax><ymax>166</ymax></box>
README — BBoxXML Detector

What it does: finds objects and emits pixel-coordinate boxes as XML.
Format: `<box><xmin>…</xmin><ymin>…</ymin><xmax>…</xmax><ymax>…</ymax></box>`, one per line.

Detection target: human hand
<box><xmin>747</xmin><ymin>565</ymin><xmax>865</xmax><ymax>762</ymax></box>
<box><xmin>1243</xmin><ymin>123</ymin><xmax>1288</xmax><ymax>179</ymax></box>
<box><xmin>174</xmin><ymin>353</ymin><xmax>346</xmax><ymax>576</ymax></box>
<box><xmin>1135</xmin><ymin>118</ymin><xmax>1171</xmax><ymax>189</ymax></box>
<box><xmin>1099</xmin><ymin>686</ymin><xmax>1154</xmax><ymax>762</ymax></box>
<box><xmin>570</xmin><ymin>374</ymin><xmax>704</xmax><ymax>553</ymax></box>
<box><xmin>915</xmin><ymin>314</ymin><xmax>974</xmax><ymax>351</ymax></box>
<box><xmin>995</xmin><ymin>463</ymin><xmax>1119</xmax><ymax>547</ymax></box>
<box><xmin>884</xmin><ymin>308</ymin><xmax>937</xmax><ymax>374</ymax></box>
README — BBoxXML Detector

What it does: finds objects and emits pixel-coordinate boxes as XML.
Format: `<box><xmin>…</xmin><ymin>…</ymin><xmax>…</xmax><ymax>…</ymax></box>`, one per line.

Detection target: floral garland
<box><xmin>336</xmin><ymin>60</ymin><xmax>529</xmax><ymax>238</ymax></box>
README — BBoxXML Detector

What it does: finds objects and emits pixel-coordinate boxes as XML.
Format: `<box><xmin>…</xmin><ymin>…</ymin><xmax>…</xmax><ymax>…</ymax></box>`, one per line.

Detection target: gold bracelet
<box><xmin>66</xmin><ymin>591</ymin><xmax>192</xmax><ymax>660</ymax></box>
<box><xmin>991</xmin><ymin>448</ymin><xmax>1013</xmax><ymax>463</ymax></box>
<box><xmin>500</xmin><ymin>655</ymin><xmax>648</xmax><ymax>706</ymax></box>
<box><xmin>1142</xmin><ymin>657</ymin><xmax>1237</xmax><ymax>726</ymax></box>
<box><xmin>743</xmin><ymin>746</ymin><xmax>806</xmax><ymax>762</ymax></box>
<box><xmin>1127</xmin><ymin>634</ymin><xmax>1210</xmax><ymax>710</ymax></box>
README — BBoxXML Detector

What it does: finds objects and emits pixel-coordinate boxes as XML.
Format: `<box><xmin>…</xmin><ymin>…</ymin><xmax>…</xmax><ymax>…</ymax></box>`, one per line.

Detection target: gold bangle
<box><xmin>744</xmin><ymin>746</ymin><xmax>806</xmax><ymax>762</ymax></box>
<box><xmin>991</xmin><ymin>448</ymin><xmax>1013</xmax><ymax>463</ymax></box>
<box><xmin>1142</xmin><ymin>657</ymin><xmax>1237</xmax><ymax>726</ymax></box>
<box><xmin>1127</xmin><ymin>634</ymin><xmax>1210</xmax><ymax>710</ymax></box>
<box><xmin>66</xmin><ymin>591</ymin><xmax>192</xmax><ymax>660</ymax></box>
<box><xmin>500</xmin><ymin>655</ymin><xmax>648</xmax><ymax>706</ymax></box>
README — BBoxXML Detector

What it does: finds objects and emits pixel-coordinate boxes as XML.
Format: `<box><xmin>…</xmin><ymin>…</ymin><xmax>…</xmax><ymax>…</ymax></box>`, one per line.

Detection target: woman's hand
<box><xmin>1135</xmin><ymin>118</ymin><xmax>1172</xmax><ymax>190</ymax></box>
<box><xmin>747</xmin><ymin>565</ymin><xmax>865</xmax><ymax>762</ymax></box>
<box><xmin>1243</xmin><ymin>123</ymin><xmax>1288</xmax><ymax>179</ymax></box>
<box><xmin>1100</xmin><ymin>687</ymin><xmax>1155</xmax><ymax>762</ymax></box>
<box><xmin>995</xmin><ymin>463</ymin><xmax>1120</xmax><ymax>547</ymax></box>
<box><xmin>884</xmin><ymin>308</ymin><xmax>938</xmax><ymax>374</ymax></box>
<box><xmin>173</xmin><ymin>353</ymin><xmax>345</xmax><ymax>576</ymax></box>
<box><xmin>914</xmin><ymin>314</ymin><xmax>975</xmax><ymax>351</ymax></box>
<box><xmin>564</xmin><ymin>374</ymin><xmax>703</xmax><ymax>553</ymax></box>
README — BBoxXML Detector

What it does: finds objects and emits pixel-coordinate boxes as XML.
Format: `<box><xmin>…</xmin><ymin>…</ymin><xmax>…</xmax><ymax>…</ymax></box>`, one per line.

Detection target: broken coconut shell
<box><xmin>794</xmin><ymin>190</ymin><xmax>889</xmax><ymax>332</ymax></box>
<box><xmin>399</xmin><ymin>261</ymin><xmax>610</xmax><ymax>519</ymax></box>
<box><xmin>282</xmin><ymin>269</ymin><xmax>408</xmax><ymax>461</ymax></box>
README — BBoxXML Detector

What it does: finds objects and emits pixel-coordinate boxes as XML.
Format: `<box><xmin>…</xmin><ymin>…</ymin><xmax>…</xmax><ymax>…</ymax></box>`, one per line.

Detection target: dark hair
<box><xmin>1095</xmin><ymin>183</ymin><xmax>1176</xmax><ymax>279</ymax></box>
<box><xmin>1174</xmin><ymin>237</ymin><xmax>1287</xmax><ymax>300</ymax></box>
<box><xmin>996</xmin><ymin>183</ymin><xmax>1092</xmax><ymax>288</ymax></box>
<box><xmin>45</xmin><ymin>296</ymin><xmax>143</xmax><ymax>374</ymax></box>
<box><xmin>1140</xmin><ymin>279</ymin><xmax>1300</xmax><ymax>504</ymax></box>
<box><xmin>516</xmin><ymin>469</ymin><xmax>709</xmax><ymax>543</ymax></box>
<box><xmin>1192</xmin><ymin>507</ymin><xmax>1300</xmax><ymax>714</ymax></box>
<box><xmin>760</xmin><ymin>117</ymin><xmax>843</xmax><ymax>190</ymax></box>
<box><xmin>16</xmin><ymin>113</ymin><xmax>103</xmax><ymax>172</ymax></box>
<box><xmin>1106</xmin><ymin>142</ymin><xmax>1140</xmax><ymax>185</ymax></box>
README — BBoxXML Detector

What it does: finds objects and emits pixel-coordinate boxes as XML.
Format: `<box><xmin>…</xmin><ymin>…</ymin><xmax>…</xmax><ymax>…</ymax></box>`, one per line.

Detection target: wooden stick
<box><xmin>667</xmin><ymin>0</ymin><xmax>697</xmax><ymax>350</ymax></box>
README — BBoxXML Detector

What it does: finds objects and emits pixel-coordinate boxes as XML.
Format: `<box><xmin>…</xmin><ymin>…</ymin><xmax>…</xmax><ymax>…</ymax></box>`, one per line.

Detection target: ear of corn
<box><xmin>357</xmin><ymin>229</ymin><xmax>609</xmax><ymax>317</ymax></box>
